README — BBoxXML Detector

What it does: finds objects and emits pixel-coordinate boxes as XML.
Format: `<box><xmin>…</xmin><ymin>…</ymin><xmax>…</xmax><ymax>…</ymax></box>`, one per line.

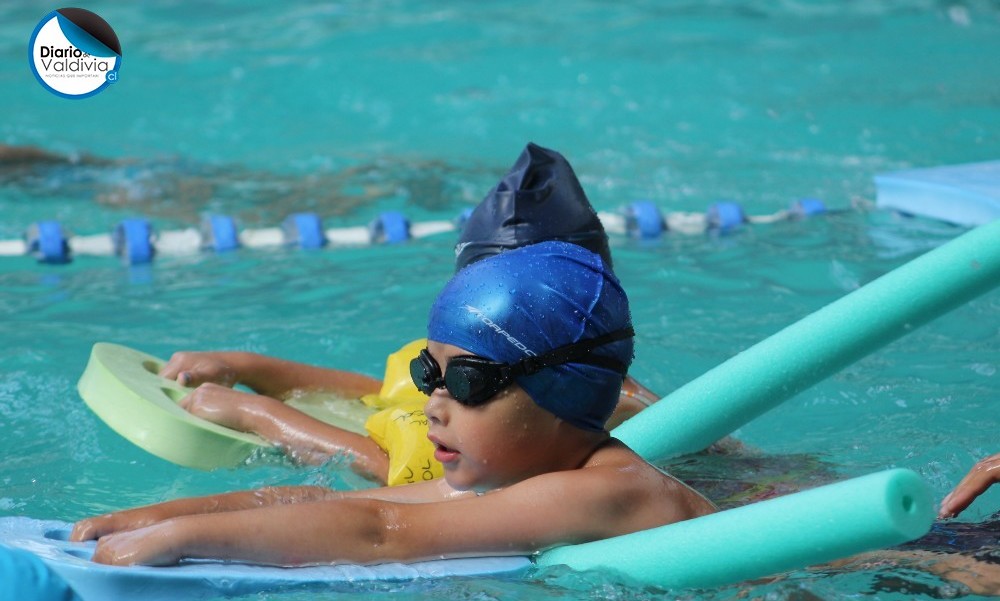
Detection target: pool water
<box><xmin>1</xmin><ymin>1</ymin><xmax>999</xmax><ymax>599</ymax></box>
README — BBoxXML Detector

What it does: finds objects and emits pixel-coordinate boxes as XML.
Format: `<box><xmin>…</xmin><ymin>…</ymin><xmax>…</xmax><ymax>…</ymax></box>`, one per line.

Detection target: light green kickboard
<box><xmin>77</xmin><ymin>343</ymin><xmax>374</xmax><ymax>470</ymax></box>
<box><xmin>283</xmin><ymin>391</ymin><xmax>372</xmax><ymax>436</ymax></box>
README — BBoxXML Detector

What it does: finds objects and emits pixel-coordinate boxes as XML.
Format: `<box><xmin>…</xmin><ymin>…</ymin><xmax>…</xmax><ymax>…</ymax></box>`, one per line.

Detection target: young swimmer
<box><xmin>71</xmin><ymin>241</ymin><xmax>716</xmax><ymax>566</ymax></box>
<box><xmin>158</xmin><ymin>144</ymin><xmax>659</xmax><ymax>485</ymax></box>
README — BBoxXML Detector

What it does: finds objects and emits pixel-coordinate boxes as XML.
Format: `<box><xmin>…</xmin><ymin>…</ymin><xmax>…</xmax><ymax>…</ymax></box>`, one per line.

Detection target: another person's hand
<box><xmin>159</xmin><ymin>351</ymin><xmax>238</xmax><ymax>388</ymax></box>
<box><xmin>180</xmin><ymin>383</ymin><xmax>282</xmax><ymax>433</ymax></box>
<box><xmin>939</xmin><ymin>452</ymin><xmax>1000</xmax><ymax>519</ymax></box>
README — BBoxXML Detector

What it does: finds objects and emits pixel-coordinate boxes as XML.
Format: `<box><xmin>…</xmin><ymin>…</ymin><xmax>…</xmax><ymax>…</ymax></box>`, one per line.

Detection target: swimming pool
<box><xmin>1</xmin><ymin>0</ymin><xmax>999</xmax><ymax>599</ymax></box>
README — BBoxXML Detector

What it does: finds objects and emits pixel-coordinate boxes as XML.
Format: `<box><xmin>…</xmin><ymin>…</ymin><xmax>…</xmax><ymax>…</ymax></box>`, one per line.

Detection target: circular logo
<box><xmin>28</xmin><ymin>8</ymin><xmax>122</xmax><ymax>99</ymax></box>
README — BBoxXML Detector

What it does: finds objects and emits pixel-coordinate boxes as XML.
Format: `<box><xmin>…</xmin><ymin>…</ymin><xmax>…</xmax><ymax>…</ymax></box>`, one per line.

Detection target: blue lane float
<box><xmin>200</xmin><ymin>214</ymin><xmax>240</xmax><ymax>252</ymax></box>
<box><xmin>26</xmin><ymin>220</ymin><xmax>71</xmax><ymax>264</ymax></box>
<box><xmin>7</xmin><ymin>199</ymin><xmax>841</xmax><ymax>264</ymax></box>
<box><xmin>790</xmin><ymin>197</ymin><xmax>826</xmax><ymax>218</ymax></box>
<box><xmin>875</xmin><ymin>160</ymin><xmax>1000</xmax><ymax>226</ymax></box>
<box><xmin>8</xmin><ymin>158</ymin><xmax>1000</xmax><ymax>264</ymax></box>
<box><xmin>369</xmin><ymin>210</ymin><xmax>411</xmax><ymax>244</ymax></box>
<box><xmin>112</xmin><ymin>218</ymin><xmax>155</xmax><ymax>265</ymax></box>
<box><xmin>706</xmin><ymin>201</ymin><xmax>746</xmax><ymax>232</ymax></box>
<box><xmin>282</xmin><ymin>212</ymin><xmax>327</xmax><ymax>249</ymax></box>
<box><xmin>624</xmin><ymin>201</ymin><xmax>666</xmax><ymax>239</ymax></box>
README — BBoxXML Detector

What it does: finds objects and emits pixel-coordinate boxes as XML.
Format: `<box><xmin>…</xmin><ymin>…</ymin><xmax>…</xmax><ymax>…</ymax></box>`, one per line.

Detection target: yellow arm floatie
<box><xmin>365</xmin><ymin>400</ymin><xmax>443</xmax><ymax>486</ymax></box>
<box><xmin>360</xmin><ymin>339</ymin><xmax>428</xmax><ymax>410</ymax></box>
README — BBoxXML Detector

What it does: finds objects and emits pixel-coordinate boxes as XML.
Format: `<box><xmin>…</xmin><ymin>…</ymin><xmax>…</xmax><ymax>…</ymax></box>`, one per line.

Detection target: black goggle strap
<box><xmin>510</xmin><ymin>326</ymin><xmax>635</xmax><ymax>378</ymax></box>
<box><xmin>414</xmin><ymin>326</ymin><xmax>634</xmax><ymax>395</ymax></box>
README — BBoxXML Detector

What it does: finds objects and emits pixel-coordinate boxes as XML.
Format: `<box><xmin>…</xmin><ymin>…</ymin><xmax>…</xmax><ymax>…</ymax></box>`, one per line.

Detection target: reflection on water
<box><xmin>0</xmin><ymin>143</ymin><xmax>495</xmax><ymax>233</ymax></box>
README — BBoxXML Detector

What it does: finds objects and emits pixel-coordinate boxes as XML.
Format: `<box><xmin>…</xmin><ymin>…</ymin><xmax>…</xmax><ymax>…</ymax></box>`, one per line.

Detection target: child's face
<box><xmin>422</xmin><ymin>341</ymin><xmax>566</xmax><ymax>493</ymax></box>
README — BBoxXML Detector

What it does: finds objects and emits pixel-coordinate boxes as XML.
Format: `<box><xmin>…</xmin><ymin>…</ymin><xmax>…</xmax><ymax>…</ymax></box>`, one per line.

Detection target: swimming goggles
<box><xmin>409</xmin><ymin>327</ymin><xmax>634</xmax><ymax>407</ymax></box>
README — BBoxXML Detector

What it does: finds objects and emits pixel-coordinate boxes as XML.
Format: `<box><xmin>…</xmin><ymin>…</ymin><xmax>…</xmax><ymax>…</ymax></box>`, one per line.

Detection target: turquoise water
<box><xmin>1</xmin><ymin>1</ymin><xmax>999</xmax><ymax>599</ymax></box>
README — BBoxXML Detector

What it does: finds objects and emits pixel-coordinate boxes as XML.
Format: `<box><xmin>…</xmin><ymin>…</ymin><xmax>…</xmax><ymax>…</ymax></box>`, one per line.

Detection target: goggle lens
<box><xmin>409</xmin><ymin>349</ymin><xmax>444</xmax><ymax>396</ymax></box>
<box><xmin>409</xmin><ymin>350</ymin><xmax>508</xmax><ymax>407</ymax></box>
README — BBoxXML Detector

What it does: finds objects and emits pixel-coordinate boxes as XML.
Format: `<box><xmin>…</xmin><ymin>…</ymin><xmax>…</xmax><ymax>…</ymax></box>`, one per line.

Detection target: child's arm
<box><xmin>86</xmin><ymin>452</ymin><xmax>713</xmax><ymax>566</ymax></box>
<box><xmin>72</xmin><ymin>478</ymin><xmax>470</xmax><ymax>542</ymax></box>
<box><xmin>176</xmin><ymin>383</ymin><xmax>390</xmax><ymax>480</ymax></box>
<box><xmin>71</xmin><ymin>486</ymin><xmax>335</xmax><ymax>541</ymax></box>
<box><xmin>159</xmin><ymin>351</ymin><xmax>381</xmax><ymax>399</ymax></box>
<box><xmin>939</xmin><ymin>452</ymin><xmax>1000</xmax><ymax>518</ymax></box>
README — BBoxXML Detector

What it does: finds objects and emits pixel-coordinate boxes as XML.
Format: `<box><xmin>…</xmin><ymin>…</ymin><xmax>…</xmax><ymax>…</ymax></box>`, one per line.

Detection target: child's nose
<box><xmin>423</xmin><ymin>392</ymin><xmax>448</xmax><ymax>425</ymax></box>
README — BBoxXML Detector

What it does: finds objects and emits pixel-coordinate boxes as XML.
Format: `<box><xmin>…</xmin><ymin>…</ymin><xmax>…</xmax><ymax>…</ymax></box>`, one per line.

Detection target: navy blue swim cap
<box><xmin>454</xmin><ymin>143</ymin><xmax>613</xmax><ymax>272</ymax></box>
<box><xmin>429</xmin><ymin>240</ymin><xmax>633</xmax><ymax>432</ymax></box>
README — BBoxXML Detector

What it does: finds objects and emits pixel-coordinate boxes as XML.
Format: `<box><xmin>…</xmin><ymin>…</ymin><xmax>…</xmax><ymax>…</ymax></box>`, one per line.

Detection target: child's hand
<box><xmin>160</xmin><ymin>351</ymin><xmax>238</xmax><ymax>388</ymax></box>
<box><xmin>939</xmin><ymin>452</ymin><xmax>1000</xmax><ymax>519</ymax></box>
<box><xmin>91</xmin><ymin>521</ymin><xmax>184</xmax><ymax>566</ymax></box>
<box><xmin>180</xmin><ymin>383</ymin><xmax>281</xmax><ymax>433</ymax></box>
<box><xmin>70</xmin><ymin>505</ymin><xmax>170</xmax><ymax>542</ymax></box>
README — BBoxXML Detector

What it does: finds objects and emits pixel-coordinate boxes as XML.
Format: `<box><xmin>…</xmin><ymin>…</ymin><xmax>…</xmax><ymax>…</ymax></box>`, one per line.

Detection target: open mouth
<box><xmin>430</xmin><ymin>438</ymin><xmax>460</xmax><ymax>464</ymax></box>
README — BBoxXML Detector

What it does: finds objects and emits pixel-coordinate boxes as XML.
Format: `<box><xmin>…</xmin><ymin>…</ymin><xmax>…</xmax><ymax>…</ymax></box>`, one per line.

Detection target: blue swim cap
<box><xmin>429</xmin><ymin>240</ymin><xmax>633</xmax><ymax>432</ymax></box>
<box><xmin>454</xmin><ymin>143</ymin><xmax>613</xmax><ymax>272</ymax></box>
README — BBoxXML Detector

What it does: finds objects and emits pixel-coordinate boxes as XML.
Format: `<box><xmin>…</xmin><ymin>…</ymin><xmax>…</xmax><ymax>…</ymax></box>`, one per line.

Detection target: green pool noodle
<box><xmin>77</xmin><ymin>343</ymin><xmax>268</xmax><ymax>469</ymax></box>
<box><xmin>614</xmin><ymin>218</ymin><xmax>1000</xmax><ymax>461</ymax></box>
<box><xmin>538</xmin><ymin>467</ymin><xmax>933</xmax><ymax>588</ymax></box>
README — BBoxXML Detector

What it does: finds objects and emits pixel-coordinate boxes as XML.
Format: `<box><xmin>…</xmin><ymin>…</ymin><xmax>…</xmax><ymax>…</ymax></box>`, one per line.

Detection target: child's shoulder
<box><xmin>581</xmin><ymin>437</ymin><xmax>661</xmax><ymax>472</ymax></box>
<box><xmin>400</xmin><ymin>439</ymin><xmax>714</xmax><ymax>556</ymax></box>
<box><xmin>579</xmin><ymin>438</ymin><xmax>717</xmax><ymax>522</ymax></box>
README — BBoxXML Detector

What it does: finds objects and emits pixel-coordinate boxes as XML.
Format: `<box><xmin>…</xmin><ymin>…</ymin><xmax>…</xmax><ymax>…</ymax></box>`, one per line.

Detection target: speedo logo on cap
<box><xmin>463</xmin><ymin>305</ymin><xmax>536</xmax><ymax>356</ymax></box>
